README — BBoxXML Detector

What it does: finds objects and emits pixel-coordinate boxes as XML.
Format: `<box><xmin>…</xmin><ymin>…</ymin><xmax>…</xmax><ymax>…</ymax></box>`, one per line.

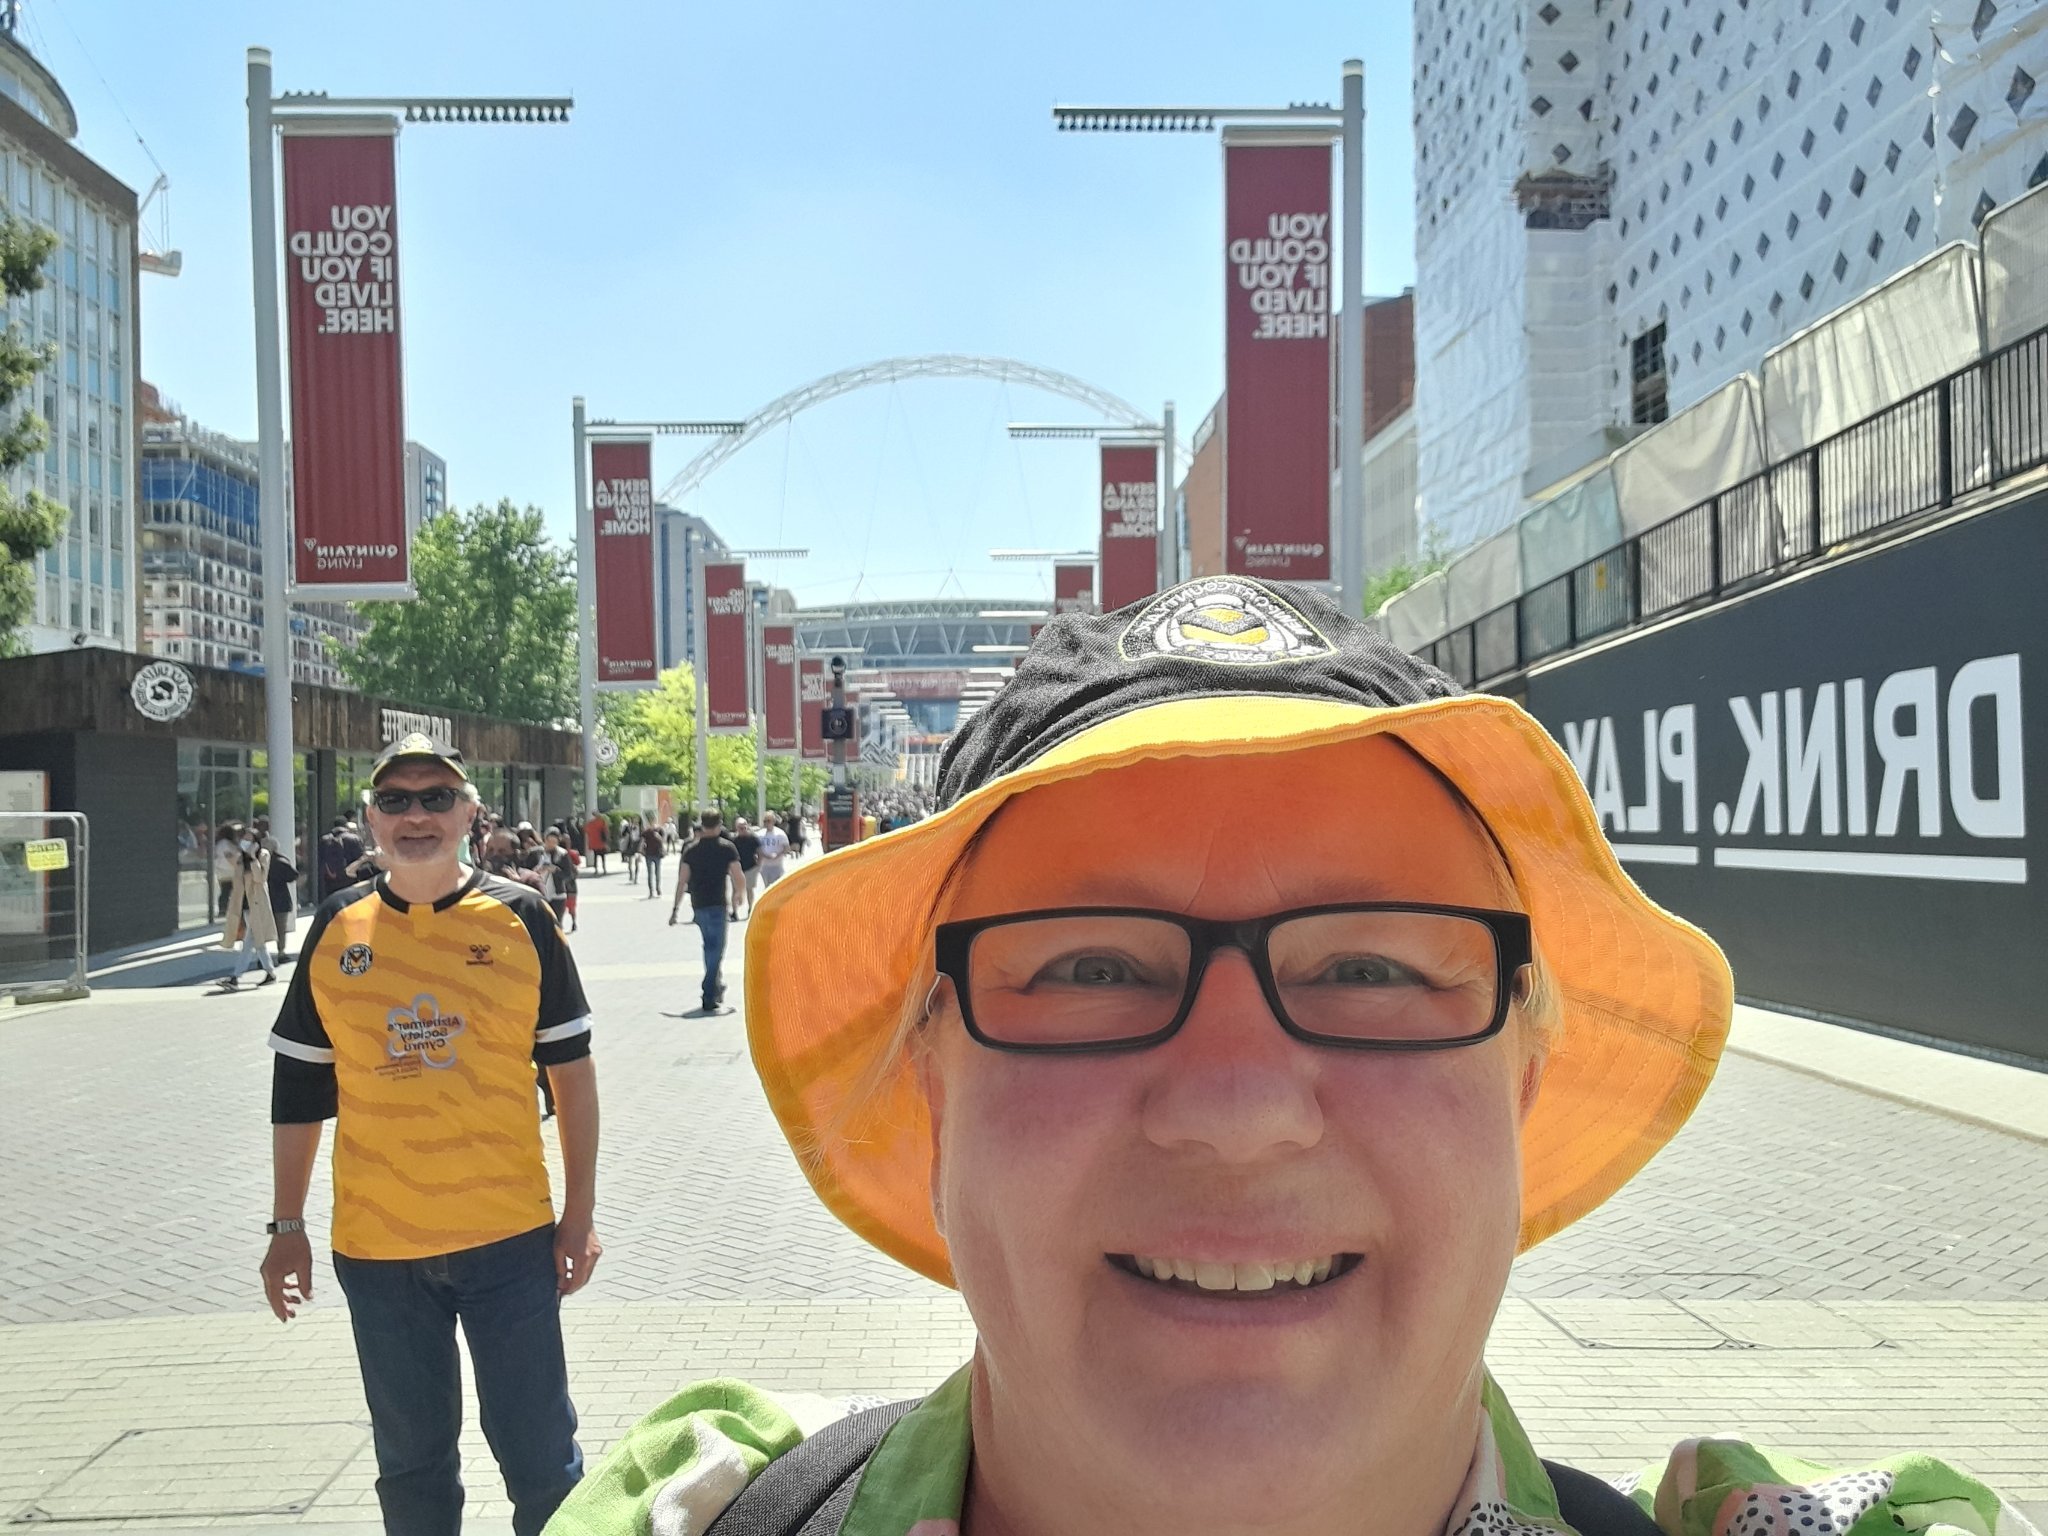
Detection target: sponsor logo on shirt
<box><xmin>339</xmin><ymin>943</ymin><xmax>374</xmax><ymax>976</ymax></box>
<box><xmin>466</xmin><ymin>943</ymin><xmax>494</xmax><ymax>967</ymax></box>
<box><xmin>383</xmin><ymin>994</ymin><xmax>466</xmax><ymax>1072</ymax></box>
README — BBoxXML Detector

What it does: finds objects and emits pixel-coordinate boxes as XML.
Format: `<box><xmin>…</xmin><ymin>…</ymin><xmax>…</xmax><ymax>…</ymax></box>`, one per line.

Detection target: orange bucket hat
<box><xmin>746</xmin><ymin>576</ymin><xmax>1733</xmax><ymax>1287</ymax></box>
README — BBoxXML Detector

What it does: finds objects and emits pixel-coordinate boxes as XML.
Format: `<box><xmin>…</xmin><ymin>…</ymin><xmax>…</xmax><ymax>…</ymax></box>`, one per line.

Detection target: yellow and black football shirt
<box><xmin>268</xmin><ymin>869</ymin><xmax>592</xmax><ymax>1261</ymax></box>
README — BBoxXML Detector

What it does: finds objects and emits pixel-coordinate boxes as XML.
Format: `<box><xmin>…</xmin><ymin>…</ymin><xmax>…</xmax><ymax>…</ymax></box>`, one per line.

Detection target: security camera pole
<box><xmin>822</xmin><ymin>653</ymin><xmax>859</xmax><ymax>851</ymax></box>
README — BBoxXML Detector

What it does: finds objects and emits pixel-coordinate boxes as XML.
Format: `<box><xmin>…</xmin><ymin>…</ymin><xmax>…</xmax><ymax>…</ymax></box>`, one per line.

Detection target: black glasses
<box><xmin>934</xmin><ymin>904</ymin><xmax>1532</xmax><ymax>1053</ymax></box>
<box><xmin>369</xmin><ymin>786</ymin><xmax>463</xmax><ymax>816</ymax></box>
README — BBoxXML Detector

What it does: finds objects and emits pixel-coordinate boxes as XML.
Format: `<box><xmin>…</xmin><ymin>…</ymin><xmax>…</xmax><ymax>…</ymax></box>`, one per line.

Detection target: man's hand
<box><xmin>554</xmin><ymin>1211</ymin><xmax>602</xmax><ymax>1295</ymax></box>
<box><xmin>261</xmin><ymin>1230</ymin><xmax>315</xmax><ymax>1322</ymax></box>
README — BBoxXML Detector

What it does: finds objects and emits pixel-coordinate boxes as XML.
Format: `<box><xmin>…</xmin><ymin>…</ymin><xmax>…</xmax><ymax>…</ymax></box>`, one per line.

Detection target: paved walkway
<box><xmin>4</xmin><ymin>867</ymin><xmax>2043</xmax><ymax>1529</ymax></box>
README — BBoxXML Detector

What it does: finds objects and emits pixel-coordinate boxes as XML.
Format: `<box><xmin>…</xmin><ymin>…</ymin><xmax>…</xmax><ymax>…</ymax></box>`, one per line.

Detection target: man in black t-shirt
<box><xmin>669</xmin><ymin>811</ymin><xmax>744</xmax><ymax>1014</ymax></box>
<box><xmin>729</xmin><ymin>818</ymin><xmax>762</xmax><ymax>919</ymax></box>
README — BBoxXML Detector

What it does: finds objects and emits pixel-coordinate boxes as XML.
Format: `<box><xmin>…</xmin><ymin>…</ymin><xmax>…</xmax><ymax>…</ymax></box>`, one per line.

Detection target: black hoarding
<box><xmin>1523</xmin><ymin>491</ymin><xmax>2044</xmax><ymax>1064</ymax></box>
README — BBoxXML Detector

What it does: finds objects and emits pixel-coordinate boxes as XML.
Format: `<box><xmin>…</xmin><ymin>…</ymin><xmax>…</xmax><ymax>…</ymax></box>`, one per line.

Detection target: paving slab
<box><xmin>3</xmin><ymin>870</ymin><xmax>2044</xmax><ymax>1529</ymax></box>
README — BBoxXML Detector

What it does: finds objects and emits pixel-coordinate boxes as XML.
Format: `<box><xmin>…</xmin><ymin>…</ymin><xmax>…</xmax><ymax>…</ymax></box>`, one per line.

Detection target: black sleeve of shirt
<box><xmin>502</xmin><ymin>881</ymin><xmax>594</xmax><ymax>1067</ymax></box>
<box><xmin>268</xmin><ymin>892</ymin><xmax>354</xmax><ymax>1124</ymax></box>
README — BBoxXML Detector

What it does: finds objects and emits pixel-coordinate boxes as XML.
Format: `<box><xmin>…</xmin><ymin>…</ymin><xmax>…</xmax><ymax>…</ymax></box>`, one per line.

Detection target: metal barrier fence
<box><xmin>1424</xmin><ymin>321</ymin><xmax>2048</xmax><ymax>687</ymax></box>
<box><xmin>0</xmin><ymin>811</ymin><xmax>89</xmax><ymax>1003</ymax></box>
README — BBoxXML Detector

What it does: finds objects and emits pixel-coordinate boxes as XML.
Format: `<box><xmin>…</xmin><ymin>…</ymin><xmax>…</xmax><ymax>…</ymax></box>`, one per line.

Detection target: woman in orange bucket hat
<box><xmin>550</xmin><ymin>577</ymin><xmax>2036</xmax><ymax>1536</ymax></box>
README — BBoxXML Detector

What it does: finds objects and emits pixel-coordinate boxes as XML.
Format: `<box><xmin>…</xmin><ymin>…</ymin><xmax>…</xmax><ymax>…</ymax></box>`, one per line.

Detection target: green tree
<box><xmin>0</xmin><ymin>214</ymin><xmax>61</xmax><ymax>656</ymax></box>
<box><xmin>337</xmin><ymin>499</ymin><xmax>577</xmax><ymax>724</ymax></box>
<box><xmin>596</xmin><ymin>662</ymin><xmax>827</xmax><ymax>815</ymax></box>
<box><xmin>1358</xmin><ymin>525</ymin><xmax>1453</xmax><ymax>619</ymax></box>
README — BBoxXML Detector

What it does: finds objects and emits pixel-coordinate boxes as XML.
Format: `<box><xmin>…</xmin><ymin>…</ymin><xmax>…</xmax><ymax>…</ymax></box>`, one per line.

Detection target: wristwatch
<box><xmin>265</xmin><ymin>1218</ymin><xmax>306</xmax><ymax>1235</ymax></box>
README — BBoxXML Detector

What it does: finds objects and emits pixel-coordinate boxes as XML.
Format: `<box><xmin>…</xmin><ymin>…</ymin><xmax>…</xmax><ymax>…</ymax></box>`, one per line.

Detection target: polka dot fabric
<box><xmin>1644</xmin><ymin>1440</ymin><xmax>2027</xmax><ymax>1536</ymax></box>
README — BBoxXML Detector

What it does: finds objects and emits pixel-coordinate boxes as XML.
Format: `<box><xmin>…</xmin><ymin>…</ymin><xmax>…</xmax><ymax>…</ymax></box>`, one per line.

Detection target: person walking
<box><xmin>260</xmin><ymin>733</ymin><xmax>601</xmax><ymax>1536</ymax></box>
<box><xmin>214</xmin><ymin>825</ymin><xmax>240</xmax><ymax>922</ymax></box>
<box><xmin>620</xmin><ymin>817</ymin><xmax>641</xmax><ymax>886</ymax></box>
<box><xmin>670</xmin><ymin>811</ymin><xmax>743</xmax><ymax>1015</ymax></box>
<box><xmin>217</xmin><ymin>824</ymin><xmax>279</xmax><ymax>989</ymax></box>
<box><xmin>253</xmin><ymin>816</ymin><xmax>299</xmax><ymax>962</ymax></box>
<box><xmin>755</xmin><ymin>811</ymin><xmax>790</xmax><ymax>891</ymax></box>
<box><xmin>639</xmin><ymin>821</ymin><xmax>666</xmax><ymax>900</ymax></box>
<box><xmin>560</xmin><ymin>842</ymin><xmax>581</xmax><ymax>934</ymax></box>
<box><xmin>317</xmin><ymin>818</ymin><xmax>365</xmax><ymax>902</ymax></box>
<box><xmin>583</xmin><ymin>811</ymin><xmax>608</xmax><ymax>876</ymax></box>
<box><xmin>729</xmin><ymin>817</ymin><xmax>761</xmax><ymax>919</ymax></box>
<box><xmin>531</xmin><ymin>830</ymin><xmax>573</xmax><ymax>929</ymax></box>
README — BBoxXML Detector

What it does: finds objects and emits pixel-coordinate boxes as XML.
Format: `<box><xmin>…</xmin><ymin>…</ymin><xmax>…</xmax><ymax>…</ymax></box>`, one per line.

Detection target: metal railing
<box><xmin>0</xmin><ymin>812</ymin><xmax>90</xmax><ymax>1004</ymax></box>
<box><xmin>1423</xmin><ymin>322</ymin><xmax>2048</xmax><ymax>687</ymax></box>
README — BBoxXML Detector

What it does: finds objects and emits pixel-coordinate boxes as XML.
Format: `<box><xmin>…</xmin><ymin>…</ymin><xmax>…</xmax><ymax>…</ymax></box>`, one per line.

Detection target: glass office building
<box><xmin>0</xmin><ymin>23</ymin><xmax>140</xmax><ymax>656</ymax></box>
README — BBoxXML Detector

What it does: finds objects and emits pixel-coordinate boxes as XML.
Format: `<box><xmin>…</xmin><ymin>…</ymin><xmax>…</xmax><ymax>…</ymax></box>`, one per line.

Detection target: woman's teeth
<box><xmin>1128</xmin><ymin>1256</ymin><xmax>1337</xmax><ymax>1291</ymax></box>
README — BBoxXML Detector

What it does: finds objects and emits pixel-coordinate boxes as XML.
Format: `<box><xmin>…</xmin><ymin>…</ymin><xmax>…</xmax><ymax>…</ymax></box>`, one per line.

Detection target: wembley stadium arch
<box><xmin>656</xmin><ymin>354</ymin><xmax>1155</xmax><ymax>504</ymax></box>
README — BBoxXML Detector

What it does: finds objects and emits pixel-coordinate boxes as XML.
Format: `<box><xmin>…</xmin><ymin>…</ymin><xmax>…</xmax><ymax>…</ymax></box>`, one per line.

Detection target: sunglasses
<box><xmin>369</xmin><ymin>786</ymin><xmax>463</xmax><ymax>816</ymax></box>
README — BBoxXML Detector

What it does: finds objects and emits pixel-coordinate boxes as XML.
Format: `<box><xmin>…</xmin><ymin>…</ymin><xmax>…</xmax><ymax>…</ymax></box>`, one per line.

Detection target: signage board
<box><xmin>1099</xmin><ymin>444</ymin><xmax>1158</xmax><ymax>610</ymax></box>
<box><xmin>1222</xmin><ymin>130</ymin><xmax>1336</xmax><ymax>582</ymax></box>
<box><xmin>702</xmin><ymin>561</ymin><xmax>750</xmax><ymax>733</ymax></box>
<box><xmin>763</xmin><ymin>625</ymin><xmax>799</xmax><ymax>751</ymax></box>
<box><xmin>799</xmin><ymin>658</ymin><xmax>830</xmax><ymax>760</ymax></box>
<box><xmin>281</xmin><ymin>117</ymin><xmax>410</xmax><ymax>596</ymax></box>
<box><xmin>590</xmin><ymin>438</ymin><xmax>659</xmax><ymax>688</ymax></box>
<box><xmin>1522</xmin><ymin>492</ymin><xmax>2047</xmax><ymax>1062</ymax></box>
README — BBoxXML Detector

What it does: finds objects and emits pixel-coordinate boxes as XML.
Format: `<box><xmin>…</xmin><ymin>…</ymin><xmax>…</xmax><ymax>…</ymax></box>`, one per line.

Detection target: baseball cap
<box><xmin>369</xmin><ymin>732</ymin><xmax>469</xmax><ymax>785</ymax></box>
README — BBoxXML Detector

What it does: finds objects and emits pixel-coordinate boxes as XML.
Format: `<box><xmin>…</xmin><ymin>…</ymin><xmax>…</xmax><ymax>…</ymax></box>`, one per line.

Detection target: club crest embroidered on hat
<box><xmin>397</xmin><ymin>732</ymin><xmax>437</xmax><ymax>754</ymax></box>
<box><xmin>1119</xmin><ymin>576</ymin><xmax>1333</xmax><ymax>666</ymax></box>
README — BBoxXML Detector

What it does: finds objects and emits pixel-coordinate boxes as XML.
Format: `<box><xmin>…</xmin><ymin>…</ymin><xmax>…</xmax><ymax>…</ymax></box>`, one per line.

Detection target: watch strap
<box><xmin>266</xmin><ymin>1218</ymin><xmax>306</xmax><ymax>1235</ymax></box>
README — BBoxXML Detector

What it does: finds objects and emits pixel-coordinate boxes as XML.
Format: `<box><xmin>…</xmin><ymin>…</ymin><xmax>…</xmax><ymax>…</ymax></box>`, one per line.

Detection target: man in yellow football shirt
<box><xmin>259</xmin><ymin>734</ymin><xmax>601</xmax><ymax>1536</ymax></box>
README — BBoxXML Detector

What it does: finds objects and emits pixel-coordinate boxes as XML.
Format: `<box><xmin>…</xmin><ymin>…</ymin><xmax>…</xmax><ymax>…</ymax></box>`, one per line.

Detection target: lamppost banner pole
<box><xmin>573</xmin><ymin>397</ymin><xmax>597</xmax><ymax>815</ymax></box>
<box><xmin>1161</xmin><ymin>399</ymin><xmax>1178</xmax><ymax>587</ymax></box>
<box><xmin>691</xmin><ymin>531</ymin><xmax>709</xmax><ymax>813</ymax></box>
<box><xmin>247</xmin><ymin>47</ymin><xmax>298</xmax><ymax>862</ymax></box>
<box><xmin>1338</xmin><ymin>60</ymin><xmax>1367</xmax><ymax>612</ymax></box>
<box><xmin>752</xmin><ymin>590</ymin><xmax>768</xmax><ymax>822</ymax></box>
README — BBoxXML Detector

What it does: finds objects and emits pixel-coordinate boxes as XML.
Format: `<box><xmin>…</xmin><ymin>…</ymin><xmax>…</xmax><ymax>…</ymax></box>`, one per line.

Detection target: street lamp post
<box><xmin>1008</xmin><ymin>419</ymin><xmax>1190</xmax><ymax>594</ymax></box>
<box><xmin>1053</xmin><ymin>74</ymin><xmax>1365</xmax><ymax>608</ymax></box>
<box><xmin>573</xmin><ymin>413</ymin><xmax>744</xmax><ymax>821</ymax></box>
<box><xmin>1008</xmin><ymin>417</ymin><xmax>1187</xmax><ymax>593</ymax></box>
<box><xmin>247</xmin><ymin>49</ymin><xmax>569</xmax><ymax>868</ymax></box>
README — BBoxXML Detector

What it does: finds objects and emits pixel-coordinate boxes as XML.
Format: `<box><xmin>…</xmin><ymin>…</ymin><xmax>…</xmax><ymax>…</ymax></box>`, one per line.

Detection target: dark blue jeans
<box><xmin>333</xmin><ymin>1224</ymin><xmax>581</xmax><ymax>1536</ymax></box>
<box><xmin>693</xmin><ymin>904</ymin><xmax>728</xmax><ymax>1009</ymax></box>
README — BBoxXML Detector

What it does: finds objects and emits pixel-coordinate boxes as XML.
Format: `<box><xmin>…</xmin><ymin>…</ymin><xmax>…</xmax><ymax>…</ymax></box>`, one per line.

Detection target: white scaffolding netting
<box><xmin>1444</xmin><ymin>527</ymin><xmax>1523</xmax><ymax>627</ymax></box>
<box><xmin>1380</xmin><ymin>568</ymin><xmax>1449</xmax><ymax>654</ymax></box>
<box><xmin>1759</xmin><ymin>242</ymin><xmax>1984</xmax><ymax>460</ymax></box>
<box><xmin>1519</xmin><ymin>465</ymin><xmax>1621</xmax><ymax>587</ymax></box>
<box><xmin>1982</xmin><ymin>182</ymin><xmax>2048</xmax><ymax>352</ymax></box>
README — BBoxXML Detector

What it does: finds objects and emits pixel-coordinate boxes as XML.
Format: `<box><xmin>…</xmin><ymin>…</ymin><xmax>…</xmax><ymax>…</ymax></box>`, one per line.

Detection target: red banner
<box><xmin>885</xmin><ymin>671</ymin><xmax>966</xmax><ymax>700</ymax></box>
<box><xmin>1053</xmin><ymin>560</ymin><xmax>1097</xmax><ymax>617</ymax></box>
<box><xmin>282</xmin><ymin>121</ymin><xmax>408</xmax><ymax>593</ymax></box>
<box><xmin>799</xmin><ymin>659</ymin><xmax>831</xmax><ymax>760</ymax></box>
<box><xmin>1223</xmin><ymin>133</ymin><xmax>1335</xmax><ymax>581</ymax></box>
<box><xmin>589</xmin><ymin>438</ymin><xmax>658</xmax><ymax>687</ymax></box>
<box><xmin>702</xmin><ymin>560</ymin><xmax>749</xmax><ymax>733</ymax></box>
<box><xmin>1098</xmin><ymin>441</ymin><xmax>1160</xmax><ymax>609</ymax></box>
<box><xmin>763</xmin><ymin>625</ymin><xmax>798</xmax><ymax>751</ymax></box>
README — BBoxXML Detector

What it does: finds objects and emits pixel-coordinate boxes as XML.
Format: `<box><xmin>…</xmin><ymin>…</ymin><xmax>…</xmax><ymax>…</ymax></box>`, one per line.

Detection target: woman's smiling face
<box><xmin>922</xmin><ymin>737</ymin><xmax>1541</xmax><ymax>1521</ymax></box>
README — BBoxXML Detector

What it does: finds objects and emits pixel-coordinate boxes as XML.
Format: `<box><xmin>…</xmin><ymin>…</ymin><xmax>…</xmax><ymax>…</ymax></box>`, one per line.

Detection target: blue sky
<box><xmin>31</xmin><ymin>0</ymin><xmax>1415</xmax><ymax>606</ymax></box>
